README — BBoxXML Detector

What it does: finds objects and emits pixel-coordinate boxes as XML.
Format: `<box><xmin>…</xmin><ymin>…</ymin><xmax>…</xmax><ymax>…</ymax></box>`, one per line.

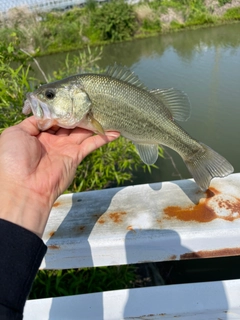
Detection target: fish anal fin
<box><xmin>105</xmin><ymin>63</ymin><xmax>147</xmax><ymax>90</ymax></box>
<box><xmin>134</xmin><ymin>143</ymin><xmax>159</xmax><ymax>165</ymax></box>
<box><xmin>150</xmin><ymin>88</ymin><xmax>191</xmax><ymax>122</ymax></box>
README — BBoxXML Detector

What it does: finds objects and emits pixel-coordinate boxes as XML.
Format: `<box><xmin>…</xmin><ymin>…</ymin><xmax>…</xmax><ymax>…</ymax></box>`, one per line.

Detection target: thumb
<box><xmin>17</xmin><ymin>116</ymin><xmax>40</xmax><ymax>136</ymax></box>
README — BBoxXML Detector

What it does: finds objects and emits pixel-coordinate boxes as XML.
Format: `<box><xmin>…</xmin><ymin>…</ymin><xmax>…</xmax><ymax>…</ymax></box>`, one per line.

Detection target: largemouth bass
<box><xmin>23</xmin><ymin>64</ymin><xmax>233</xmax><ymax>190</ymax></box>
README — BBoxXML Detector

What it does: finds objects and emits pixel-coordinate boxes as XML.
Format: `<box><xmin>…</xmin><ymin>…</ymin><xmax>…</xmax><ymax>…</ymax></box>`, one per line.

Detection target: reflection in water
<box><xmin>99</xmin><ymin>23</ymin><xmax>240</xmax><ymax>66</ymax></box>
<box><xmin>36</xmin><ymin>23</ymin><xmax>240</xmax><ymax>185</ymax></box>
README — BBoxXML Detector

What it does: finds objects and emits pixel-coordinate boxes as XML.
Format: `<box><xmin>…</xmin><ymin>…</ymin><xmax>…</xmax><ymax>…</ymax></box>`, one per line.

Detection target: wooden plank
<box><xmin>24</xmin><ymin>279</ymin><xmax>240</xmax><ymax>319</ymax></box>
<box><xmin>42</xmin><ymin>173</ymin><xmax>240</xmax><ymax>269</ymax></box>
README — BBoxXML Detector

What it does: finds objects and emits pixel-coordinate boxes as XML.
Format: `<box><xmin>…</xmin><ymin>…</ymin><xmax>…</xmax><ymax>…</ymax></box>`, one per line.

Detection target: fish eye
<box><xmin>45</xmin><ymin>89</ymin><xmax>55</xmax><ymax>100</ymax></box>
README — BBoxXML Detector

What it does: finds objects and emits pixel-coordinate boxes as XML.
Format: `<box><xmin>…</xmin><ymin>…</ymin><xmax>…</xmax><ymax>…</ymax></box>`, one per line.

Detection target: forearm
<box><xmin>0</xmin><ymin>219</ymin><xmax>47</xmax><ymax>319</ymax></box>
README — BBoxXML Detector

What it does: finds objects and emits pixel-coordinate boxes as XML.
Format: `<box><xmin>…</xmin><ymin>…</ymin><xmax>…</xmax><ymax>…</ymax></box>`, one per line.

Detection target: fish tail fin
<box><xmin>184</xmin><ymin>142</ymin><xmax>234</xmax><ymax>191</ymax></box>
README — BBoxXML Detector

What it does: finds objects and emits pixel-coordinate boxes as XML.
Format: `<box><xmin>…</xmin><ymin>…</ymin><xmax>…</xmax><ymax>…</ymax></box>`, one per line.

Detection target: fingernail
<box><xmin>106</xmin><ymin>131</ymin><xmax>120</xmax><ymax>138</ymax></box>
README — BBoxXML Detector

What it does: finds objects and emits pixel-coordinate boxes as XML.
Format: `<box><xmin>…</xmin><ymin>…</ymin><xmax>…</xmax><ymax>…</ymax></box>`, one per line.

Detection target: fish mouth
<box><xmin>22</xmin><ymin>93</ymin><xmax>56</xmax><ymax>130</ymax></box>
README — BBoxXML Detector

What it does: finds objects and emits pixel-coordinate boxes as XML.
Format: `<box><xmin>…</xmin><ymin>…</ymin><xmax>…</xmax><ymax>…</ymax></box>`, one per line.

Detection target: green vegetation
<box><xmin>218</xmin><ymin>0</ymin><xmax>232</xmax><ymax>6</ymax></box>
<box><xmin>1</xmin><ymin>0</ymin><xmax>240</xmax><ymax>56</ymax></box>
<box><xmin>29</xmin><ymin>265</ymin><xmax>136</xmax><ymax>299</ymax></box>
<box><xmin>223</xmin><ymin>6</ymin><xmax>240</xmax><ymax>20</ymax></box>
<box><xmin>0</xmin><ymin>42</ymin><xmax>32</xmax><ymax>129</ymax></box>
<box><xmin>90</xmin><ymin>0</ymin><xmax>137</xmax><ymax>41</ymax></box>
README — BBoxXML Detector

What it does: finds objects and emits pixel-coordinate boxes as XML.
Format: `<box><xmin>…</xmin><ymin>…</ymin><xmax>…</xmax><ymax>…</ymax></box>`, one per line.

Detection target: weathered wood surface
<box><xmin>25</xmin><ymin>279</ymin><xmax>240</xmax><ymax>319</ymax></box>
<box><xmin>25</xmin><ymin>173</ymin><xmax>240</xmax><ymax>319</ymax></box>
<box><xmin>41</xmin><ymin>173</ymin><xmax>240</xmax><ymax>270</ymax></box>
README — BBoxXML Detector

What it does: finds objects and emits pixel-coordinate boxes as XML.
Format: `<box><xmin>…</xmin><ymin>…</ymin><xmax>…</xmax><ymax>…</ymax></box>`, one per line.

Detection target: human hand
<box><xmin>0</xmin><ymin>116</ymin><xmax>120</xmax><ymax>237</ymax></box>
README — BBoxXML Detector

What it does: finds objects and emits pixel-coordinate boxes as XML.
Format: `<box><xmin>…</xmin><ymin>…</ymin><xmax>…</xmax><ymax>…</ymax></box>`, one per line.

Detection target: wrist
<box><xmin>0</xmin><ymin>183</ymin><xmax>51</xmax><ymax>238</ymax></box>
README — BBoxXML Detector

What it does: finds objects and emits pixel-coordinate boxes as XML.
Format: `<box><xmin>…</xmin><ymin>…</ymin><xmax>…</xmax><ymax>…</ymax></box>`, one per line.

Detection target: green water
<box><xmin>36</xmin><ymin>23</ymin><xmax>240</xmax><ymax>185</ymax></box>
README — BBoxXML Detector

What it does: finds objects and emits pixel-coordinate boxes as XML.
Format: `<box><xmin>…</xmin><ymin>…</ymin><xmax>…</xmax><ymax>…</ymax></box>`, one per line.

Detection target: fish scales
<box><xmin>22</xmin><ymin>64</ymin><xmax>234</xmax><ymax>190</ymax></box>
<box><xmin>77</xmin><ymin>74</ymin><xmax>201</xmax><ymax>156</ymax></box>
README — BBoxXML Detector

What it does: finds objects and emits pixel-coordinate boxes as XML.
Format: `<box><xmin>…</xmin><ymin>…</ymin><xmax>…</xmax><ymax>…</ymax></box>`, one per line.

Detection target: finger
<box><xmin>77</xmin><ymin>131</ymin><xmax>120</xmax><ymax>162</ymax></box>
<box><xmin>68</xmin><ymin>127</ymin><xmax>95</xmax><ymax>144</ymax></box>
<box><xmin>54</xmin><ymin>128</ymin><xmax>70</xmax><ymax>137</ymax></box>
<box><xmin>46</xmin><ymin>125</ymin><xmax>60</xmax><ymax>134</ymax></box>
<box><xmin>17</xmin><ymin>116</ymin><xmax>40</xmax><ymax>136</ymax></box>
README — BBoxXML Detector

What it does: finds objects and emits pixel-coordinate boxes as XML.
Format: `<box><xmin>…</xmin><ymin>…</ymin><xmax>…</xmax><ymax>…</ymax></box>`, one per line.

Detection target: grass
<box><xmin>1</xmin><ymin>1</ymin><xmax>240</xmax><ymax>56</ymax></box>
<box><xmin>29</xmin><ymin>265</ymin><xmax>136</xmax><ymax>299</ymax></box>
<box><xmin>223</xmin><ymin>7</ymin><xmax>240</xmax><ymax>20</ymax></box>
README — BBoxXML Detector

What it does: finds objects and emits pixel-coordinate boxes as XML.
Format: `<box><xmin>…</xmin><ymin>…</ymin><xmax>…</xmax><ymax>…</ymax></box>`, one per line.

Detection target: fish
<box><xmin>23</xmin><ymin>64</ymin><xmax>234</xmax><ymax>191</ymax></box>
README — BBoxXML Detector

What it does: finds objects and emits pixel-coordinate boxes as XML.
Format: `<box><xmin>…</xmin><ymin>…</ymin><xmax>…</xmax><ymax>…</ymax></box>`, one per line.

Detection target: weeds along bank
<box><xmin>1</xmin><ymin>0</ymin><xmax>240</xmax><ymax>56</ymax></box>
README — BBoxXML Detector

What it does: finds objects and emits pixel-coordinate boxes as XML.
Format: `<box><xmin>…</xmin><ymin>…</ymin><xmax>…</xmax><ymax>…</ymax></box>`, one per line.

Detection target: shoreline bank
<box><xmin>1</xmin><ymin>0</ymin><xmax>240</xmax><ymax>57</ymax></box>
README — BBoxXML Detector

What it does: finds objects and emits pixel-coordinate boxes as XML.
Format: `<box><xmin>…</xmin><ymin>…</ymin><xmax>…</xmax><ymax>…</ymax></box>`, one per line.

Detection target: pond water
<box><xmin>36</xmin><ymin>23</ymin><xmax>240</xmax><ymax>186</ymax></box>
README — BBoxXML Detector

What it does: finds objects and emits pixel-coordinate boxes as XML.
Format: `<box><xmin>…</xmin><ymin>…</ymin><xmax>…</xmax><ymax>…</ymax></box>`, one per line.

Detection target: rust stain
<box><xmin>71</xmin><ymin>225</ymin><xmax>87</xmax><ymax>234</ymax></box>
<box><xmin>93</xmin><ymin>214</ymin><xmax>105</xmax><ymax>224</ymax></box>
<box><xmin>126</xmin><ymin>314</ymin><xmax>166</xmax><ymax>319</ymax></box>
<box><xmin>96</xmin><ymin>211</ymin><xmax>127</xmax><ymax>225</ymax></box>
<box><xmin>206</xmin><ymin>187</ymin><xmax>219</xmax><ymax>197</ymax></box>
<box><xmin>180</xmin><ymin>247</ymin><xmax>240</xmax><ymax>259</ymax></box>
<box><xmin>48</xmin><ymin>245</ymin><xmax>60</xmax><ymax>249</ymax></box>
<box><xmin>127</xmin><ymin>225</ymin><xmax>136</xmax><ymax>233</ymax></box>
<box><xmin>49</xmin><ymin>231</ymin><xmax>55</xmax><ymax>237</ymax></box>
<box><xmin>164</xmin><ymin>203</ymin><xmax>216</xmax><ymax>222</ymax></box>
<box><xmin>164</xmin><ymin>187</ymin><xmax>240</xmax><ymax>223</ymax></box>
<box><xmin>53</xmin><ymin>201</ymin><xmax>61</xmax><ymax>207</ymax></box>
<box><xmin>109</xmin><ymin>211</ymin><xmax>127</xmax><ymax>223</ymax></box>
<box><xmin>98</xmin><ymin>218</ymin><xmax>105</xmax><ymax>224</ymax></box>
<box><xmin>168</xmin><ymin>255</ymin><xmax>177</xmax><ymax>260</ymax></box>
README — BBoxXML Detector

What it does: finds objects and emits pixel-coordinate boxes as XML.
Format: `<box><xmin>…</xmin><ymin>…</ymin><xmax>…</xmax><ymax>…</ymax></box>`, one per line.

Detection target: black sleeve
<box><xmin>0</xmin><ymin>219</ymin><xmax>47</xmax><ymax>320</ymax></box>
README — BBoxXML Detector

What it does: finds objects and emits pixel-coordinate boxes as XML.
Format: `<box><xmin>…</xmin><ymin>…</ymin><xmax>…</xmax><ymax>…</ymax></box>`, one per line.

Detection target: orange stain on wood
<box><xmin>164</xmin><ymin>203</ymin><xmax>216</xmax><ymax>222</ymax></box>
<box><xmin>48</xmin><ymin>245</ymin><xmax>60</xmax><ymax>249</ymax></box>
<box><xmin>97</xmin><ymin>211</ymin><xmax>127</xmax><ymax>224</ymax></box>
<box><xmin>109</xmin><ymin>211</ymin><xmax>127</xmax><ymax>223</ymax></box>
<box><xmin>127</xmin><ymin>225</ymin><xmax>136</xmax><ymax>233</ymax></box>
<box><xmin>49</xmin><ymin>231</ymin><xmax>55</xmax><ymax>237</ymax></box>
<box><xmin>98</xmin><ymin>218</ymin><xmax>105</xmax><ymax>224</ymax></box>
<box><xmin>181</xmin><ymin>247</ymin><xmax>240</xmax><ymax>259</ymax></box>
<box><xmin>168</xmin><ymin>255</ymin><xmax>177</xmax><ymax>260</ymax></box>
<box><xmin>164</xmin><ymin>187</ymin><xmax>240</xmax><ymax>223</ymax></box>
<box><xmin>53</xmin><ymin>201</ymin><xmax>61</xmax><ymax>207</ymax></box>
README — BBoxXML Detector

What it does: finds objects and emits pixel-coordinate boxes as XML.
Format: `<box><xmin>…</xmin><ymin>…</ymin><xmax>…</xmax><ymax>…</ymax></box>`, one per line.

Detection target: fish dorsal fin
<box><xmin>150</xmin><ymin>88</ymin><xmax>191</xmax><ymax>121</ymax></box>
<box><xmin>134</xmin><ymin>143</ymin><xmax>159</xmax><ymax>165</ymax></box>
<box><xmin>105</xmin><ymin>64</ymin><xmax>147</xmax><ymax>90</ymax></box>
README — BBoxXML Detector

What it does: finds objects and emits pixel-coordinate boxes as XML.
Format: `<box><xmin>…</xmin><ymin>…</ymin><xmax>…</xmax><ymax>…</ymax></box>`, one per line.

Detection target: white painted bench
<box><xmin>24</xmin><ymin>173</ymin><xmax>240</xmax><ymax>319</ymax></box>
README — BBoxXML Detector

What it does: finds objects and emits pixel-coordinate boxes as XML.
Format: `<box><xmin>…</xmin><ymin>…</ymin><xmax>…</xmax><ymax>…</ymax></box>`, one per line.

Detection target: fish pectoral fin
<box><xmin>134</xmin><ymin>143</ymin><xmax>159</xmax><ymax>165</ymax></box>
<box><xmin>150</xmin><ymin>88</ymin><xmax>191</xmax><ymax>121</ymax></box>
<box><xmin>88</xmin><ymin>113</ymin><xmax>105</xmax><ymax>135</ymax></box>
